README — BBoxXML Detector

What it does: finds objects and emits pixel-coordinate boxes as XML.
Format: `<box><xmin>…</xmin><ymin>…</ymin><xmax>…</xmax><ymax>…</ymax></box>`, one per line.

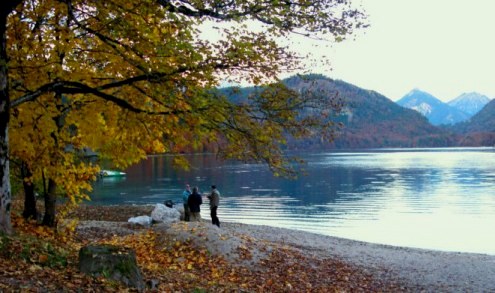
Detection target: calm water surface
<box><xmin>90</xmin><ymin>148</ymin><xmax>495</xmax><ymax>255</ymax></box>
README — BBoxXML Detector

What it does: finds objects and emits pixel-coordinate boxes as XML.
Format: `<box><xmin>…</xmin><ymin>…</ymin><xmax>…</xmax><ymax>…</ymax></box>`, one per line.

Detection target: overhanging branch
<box><xmin>11</xmin><ymin>80</ymin><xmax>212</xmax><ymax>115</ymax></box>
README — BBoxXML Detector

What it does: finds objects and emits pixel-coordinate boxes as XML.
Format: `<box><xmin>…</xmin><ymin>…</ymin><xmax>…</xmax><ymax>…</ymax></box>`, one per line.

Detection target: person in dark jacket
<box><xmin>187</xmin><ymin>186</ymin><xmax>203</xmax><ymax>222</ymax></box>
<box><xmin>207</xmin><ymin>185</ymin><xmax>220</xmax><ymax>227</ymax></box>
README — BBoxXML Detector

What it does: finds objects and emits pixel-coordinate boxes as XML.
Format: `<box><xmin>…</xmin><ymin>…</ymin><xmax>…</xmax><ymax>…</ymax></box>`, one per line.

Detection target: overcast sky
<box><xmin>292</xmin><ymin>0</ymin><xmax>495</xmax><ymax>102</ymax></box>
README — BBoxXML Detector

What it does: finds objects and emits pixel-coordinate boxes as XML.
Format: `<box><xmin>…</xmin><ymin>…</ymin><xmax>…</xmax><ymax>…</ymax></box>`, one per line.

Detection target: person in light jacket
<box><xmin>207</xmin><ymin>185</ymin><xmax>220</xmax><ymax>227</ymax></box>
<box><xmin>182</xmin><ymin>184</ymin><xmax>192</xmax><ymax>221</ymax></box>
<box><xmin>187</xmin><ymin>186</ymin><xmax>203</xmax><ymax>222</ymax></box>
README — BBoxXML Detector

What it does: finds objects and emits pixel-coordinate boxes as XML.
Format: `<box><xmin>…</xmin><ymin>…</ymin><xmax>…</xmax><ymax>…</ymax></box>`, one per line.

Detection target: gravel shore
<box><xmin>74</xmin><ymin>205</ymin><xmax>495</xmax><ymax>292</ymax></box>
<box><xmin>219</xmin><ymin>222</ymin><xmax>495</xmax><ymax>292</ymax></box>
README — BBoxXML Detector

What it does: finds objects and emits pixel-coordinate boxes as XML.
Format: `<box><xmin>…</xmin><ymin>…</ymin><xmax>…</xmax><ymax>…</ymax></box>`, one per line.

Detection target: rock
<box><xmin>151</xmin><ymin>203</ymin><xmax>180</xmax><ymax>224</ymax></box>
<box><xmin>128</xmin><ymin>215</ymin><xmax>152</xmax><ymax>227</ymax></box>
<box><xmin>147</xmin><ymin>279</ymin><xmax>160</xmax><ymax>290</ymax></box>
<box><xmin>79</xmin><ymin>245</ymin><xmax>144</xmax><ymax>291</ymax></box>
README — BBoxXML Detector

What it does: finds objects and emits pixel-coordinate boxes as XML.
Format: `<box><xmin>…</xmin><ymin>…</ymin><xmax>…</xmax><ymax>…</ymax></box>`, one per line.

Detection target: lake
<box><xmin>90</xmin><ymin>147</ymin><xmax>495</xmax><ymax>255</ymax></box>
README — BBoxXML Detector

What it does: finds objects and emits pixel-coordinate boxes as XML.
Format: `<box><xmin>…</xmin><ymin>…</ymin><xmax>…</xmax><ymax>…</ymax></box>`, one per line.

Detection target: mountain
<box><xmin>447</xmin><ymin>92</ymin><xmax>491</xmax><ymax>116</ymax></box>
<box><xmin>280</xmin><ymin>76</ymin><xmax>455</xmax><ymax>149</ymax></box>
<box><xmin>396</xmin><ymin>89</ymin><xmax>469</xmax><ymax>125</ymax></box>
<box><xmin>462</xmin><ymin>99</ymin><xmax>495</xmax><ymax>132</ymax></box>
<box><xmin>219</xmin><ymin>76</ymin><xmax>495</xmax><ymax>148</ymax></box>
<box><xmin>450</xmin><ymin>99</ymin><xmax>495</xmax><ymax>146</ymax></box>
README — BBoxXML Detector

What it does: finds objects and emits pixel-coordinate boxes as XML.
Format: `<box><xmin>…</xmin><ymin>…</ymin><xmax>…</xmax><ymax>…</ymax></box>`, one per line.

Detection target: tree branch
<box><xmin>156</xmin><ymin>0</ymin><xmax>266</xmax><ymax>21</ymax></box>
<box><xmin>11</xmin><ymin>80</ymin><xmax>214</xmax><ymax>116</ymax></box>
<box><xmin>11</xmin><ymin>80</ymin><xmax>163</xmax><ymax>113</ymax></box>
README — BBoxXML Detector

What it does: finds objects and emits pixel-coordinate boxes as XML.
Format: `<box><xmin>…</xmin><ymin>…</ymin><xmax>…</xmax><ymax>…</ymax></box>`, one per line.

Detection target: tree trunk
<box><xmin>21</xmin><ymin>162</ymin><xmax>37</xmax><ymax>220</ymax></box>
<box><xmin>0</xmin><ymin>2</ymin><xmax>18</xmax><ymax>235</ymax></box>
<box><xmin>0</xmin><ymin>85</ymin><xmax>10</xmax><ymax>233</ymax></box>
<box><xmin>42</xmin><ymin>178</ymin><xmax>57</xmax><ymax>227</ymax></box>
<box><xmin>41</xmin><ymin>92</ymin><xmax>64</xmax><ymax>228</ymax></box>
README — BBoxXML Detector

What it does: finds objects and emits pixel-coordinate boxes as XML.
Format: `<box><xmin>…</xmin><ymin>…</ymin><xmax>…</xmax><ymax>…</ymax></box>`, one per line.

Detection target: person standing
<box><xmin>182</xmin><ymin>184</ymin><xmax>192</xmax><ymax>221</ymax></box>
<box><xmin>188</xmin><ymin>186</ymin><xmax>203</xmax><ymax>222</ymax></box>
<box><xmin>208</xmin><ymin>185</ymin><xmax>220</xmax><ymax>227</ymax></box>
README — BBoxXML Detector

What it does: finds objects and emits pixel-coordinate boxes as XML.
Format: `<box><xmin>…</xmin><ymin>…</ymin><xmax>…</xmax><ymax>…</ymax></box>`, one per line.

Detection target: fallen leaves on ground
<box><xmin>1</xmin><ymin>204</ymin><xmax>414</xmax><ymax>292</ymax></box>
<box><xmin>101</xmin><ymin>229</ymin><xmax>408</xmax><ymax>292</ymax></box>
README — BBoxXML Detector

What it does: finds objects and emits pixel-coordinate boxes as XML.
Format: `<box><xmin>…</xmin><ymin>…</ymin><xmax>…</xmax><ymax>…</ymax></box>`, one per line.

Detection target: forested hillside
<box><xmin>222</xmin><ymin>75</ymin><xmax>457</xmax><ymax>149</ymax></box>
<box><xmin>449</xmin><ymin>99</ymin><xmax>495</xmax><ymax>146</ymax></box>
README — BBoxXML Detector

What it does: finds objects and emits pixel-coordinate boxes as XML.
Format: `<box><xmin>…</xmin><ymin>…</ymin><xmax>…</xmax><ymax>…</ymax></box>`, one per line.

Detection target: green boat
<box><xmin>100</xmin><ymin>170</ymin><xmax>126</xmax><ymax>177</ymax></box>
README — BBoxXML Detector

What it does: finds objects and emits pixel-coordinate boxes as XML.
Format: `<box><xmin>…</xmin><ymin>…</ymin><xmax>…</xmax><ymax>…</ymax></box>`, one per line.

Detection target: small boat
<box><xmin>100</xmin><ymin>170</ymin><xmax>126</xmax><ymax>177</ymax></box>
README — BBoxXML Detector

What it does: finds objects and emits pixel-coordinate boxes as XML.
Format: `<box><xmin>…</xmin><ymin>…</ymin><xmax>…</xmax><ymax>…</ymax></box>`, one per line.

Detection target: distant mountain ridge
<box><xmin>220</xmin><ymin>75</ymin><xmax>494</xmax><ymax>148</ymax></box>
<box><xmin>460</xmin><ymin>99</ymin><xmax>495</xmax><ymax>132</ymax></box>
<box><xmin>448</xmin><ymin>92</ymin><xmax>491</xmax><ymax>116</ymax></box>
<box><xmin>225</xmin><ymin>75</ymin><xmax>455</xmax><ymax>149</ymax></box>
<box><xmin>396</xmin><ymin>89</ymin><xmax>469</xmax><ymax>125</ymax></box>
<box><xmin>296</xmin><ymin>79</ymin><xmax>453</xmax><ymax>148</ymax></box>
<box><xmin>449</xmin><ymin>99</ymin><xmax>495</xmax><ymax>146</ymax></box>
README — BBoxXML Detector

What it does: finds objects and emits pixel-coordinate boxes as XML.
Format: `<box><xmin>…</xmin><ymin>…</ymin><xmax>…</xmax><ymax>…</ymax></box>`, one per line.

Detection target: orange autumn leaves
<box><xmin>5</xmin><ymin>207</ymin><xmax>406</xmax><ymax>291</ymax></box>
<box><xmin>103</xmin><ymin>230</ymin><xmax>252</xmax><ymax>290</ymax></box>
<box><xmin>100</xmin><ymin>228</ymin><xmax>400</xmax><ymax>292</ymax></box>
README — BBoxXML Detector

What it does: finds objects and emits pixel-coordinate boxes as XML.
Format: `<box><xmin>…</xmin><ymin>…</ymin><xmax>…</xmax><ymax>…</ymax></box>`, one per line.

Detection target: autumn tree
<box><xmin>0</xmin><ymin>0</ymin><xmax>366</xmax><ymax>233</ymax></box>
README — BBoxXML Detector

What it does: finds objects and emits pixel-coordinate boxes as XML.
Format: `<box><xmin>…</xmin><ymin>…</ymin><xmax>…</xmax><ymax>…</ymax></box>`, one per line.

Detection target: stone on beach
<box><xmin>128</xmin><ymin>215</ymin><xmax>153</xmax><ymax>227</ymax></box>
<box><xmin>150</xmin><ymin>203</ymin><xmax>180</xmax><ymax>224</ymax></box>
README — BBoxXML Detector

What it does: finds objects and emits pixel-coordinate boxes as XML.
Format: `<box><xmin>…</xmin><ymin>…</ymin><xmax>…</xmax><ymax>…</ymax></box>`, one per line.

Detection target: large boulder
<box><xmin>151</xmin><ymin>203</ymin><xmax>180</xmax><ymax>224</ymax></box>
<box><xmin>79</xmin><ymin>245</ymin><xmax>144</xmax><ymax>291</ymax></box>
<box><xmin>175</xmin><ymin>205</ymin><xmax>186</xmax><ymax>221</ymax></box>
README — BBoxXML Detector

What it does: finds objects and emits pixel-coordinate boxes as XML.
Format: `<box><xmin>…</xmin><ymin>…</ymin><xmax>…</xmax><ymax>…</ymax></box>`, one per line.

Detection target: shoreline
<box><xmin>73</xmin><ymin>204</ymin><xmax>495</xmax><ymax>291</ymax></box>
<box><xmin>76</xmin><ymin>203</ymin><xmax>495</xmax><ymax>255</ymax></box>
<box><xmin>222</xmin><ymin>219</ymin><xmax>495</xmax><ymax>257</ymax></box>
<box><xmin>217</xmin><ymin>221</ymin><xmax>495</xmax><ymax>292</ymax></box>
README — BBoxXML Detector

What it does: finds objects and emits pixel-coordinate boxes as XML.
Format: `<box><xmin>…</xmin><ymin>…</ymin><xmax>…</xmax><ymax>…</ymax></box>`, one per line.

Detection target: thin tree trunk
<box><xmin>0</xmin><ymin>87</ymin><xmax>10</xmax><ymax>234</ymax></box>
<box><xmin>21</xmin><ymin>162</ymin><xmax>37</xmax><ymax>220</ymax></box>
<box><xmin>42</xmin><ymin>178</ymin><xmax>57</xmax><ymax>227</ymax></box>
<box><xmin>0</xmin><ymin>2</ymin><xmax>19</xmax><ymax>235</ymax></box>
<box><xmin>41</xmin><ymin>91</ymin><xmax>64</xmax><ymax>228</ymax></box>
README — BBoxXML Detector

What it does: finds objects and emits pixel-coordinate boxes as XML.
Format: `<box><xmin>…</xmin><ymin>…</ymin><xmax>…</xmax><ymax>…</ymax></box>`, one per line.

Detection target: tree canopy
<box><xmin>0</xmin><ymin>0</ymin><xmax>366</xmax><ymax>233</ymax></box>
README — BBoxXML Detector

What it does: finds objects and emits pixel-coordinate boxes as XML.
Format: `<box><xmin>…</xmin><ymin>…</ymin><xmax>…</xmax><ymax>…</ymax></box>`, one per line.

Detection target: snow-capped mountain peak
<box><xmin>448</xmin><ymin>92</ymin><xmax>491</xmax><ymax>116</ymax></box>
<box><xmin>397</xmin><ymin>89</ymin><xmax>469</xmax><ymax>125</ymax></box>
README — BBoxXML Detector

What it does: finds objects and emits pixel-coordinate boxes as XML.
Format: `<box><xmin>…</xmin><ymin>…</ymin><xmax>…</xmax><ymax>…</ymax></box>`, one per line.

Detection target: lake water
<box><xmin>90</xmin><ymin>147</ymin><xmax>495</xmax><ymax>255</ymax></box>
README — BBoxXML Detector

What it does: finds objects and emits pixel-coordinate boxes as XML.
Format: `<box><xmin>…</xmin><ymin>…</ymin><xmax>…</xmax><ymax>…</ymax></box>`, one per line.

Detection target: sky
<box><xmin>290</xmin><ymin>0</ymin><xmax>495</xmax><ymax>102</ymax></box>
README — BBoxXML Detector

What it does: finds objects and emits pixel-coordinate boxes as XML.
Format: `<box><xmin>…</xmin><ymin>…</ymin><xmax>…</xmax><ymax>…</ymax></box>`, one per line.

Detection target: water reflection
<box><xmin>90</xmin><ymin>148</ymin><xmax>495</xmax><ymax>255</ymax></box>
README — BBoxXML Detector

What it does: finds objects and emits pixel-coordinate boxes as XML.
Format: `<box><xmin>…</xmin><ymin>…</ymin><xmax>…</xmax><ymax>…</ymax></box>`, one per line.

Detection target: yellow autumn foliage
<box><xmin>2</xmin><ymin>0</ymin><xmax>366</xmax><ymax>232</ymax></box>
